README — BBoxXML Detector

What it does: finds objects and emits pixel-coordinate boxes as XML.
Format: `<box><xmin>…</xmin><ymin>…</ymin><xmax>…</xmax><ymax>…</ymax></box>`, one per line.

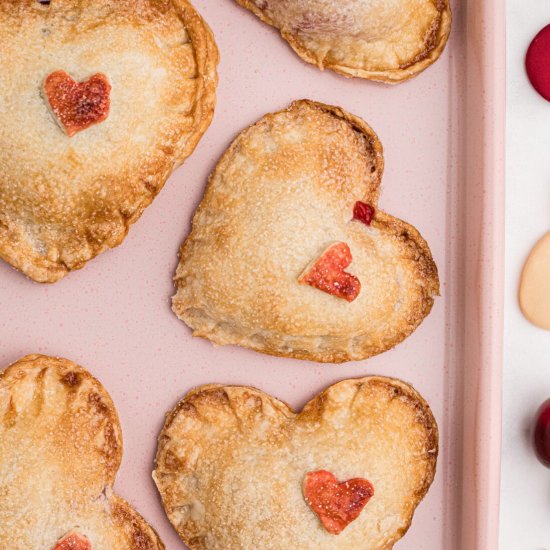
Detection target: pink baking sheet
<box><xmin>0</xmin><ymin>1</ymin><xmax>505</xmax><ymax>548</ymax></box>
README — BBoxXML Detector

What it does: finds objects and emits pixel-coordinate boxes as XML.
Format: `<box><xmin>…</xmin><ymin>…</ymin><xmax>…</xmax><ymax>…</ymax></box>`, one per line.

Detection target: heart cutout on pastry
<box><xmin>173</xmin><ymin>100</ymin><xmax>439</xmax><ymax>363</ymax></box>
<box><xmin>44</xmin><ymin>71</ymin><xmax>111</xmax><ymax>137</ymax></box>
<box><xmin>303</xmin><ymin>470</ymin><xmax>374</xmax><ymax>534</ymax></box>
<box><xmin>154</xmin><ymin>376</ymin><xmax>438</xmax><ymax>549</ymax></box>
<box><xmin>299</xmin><ymin>242</ymin><xmax>361</xmax><ymax>302</ymax></box>
<box><xmin>0</xmin><ymin>0</ymin><xmax>218</xmax><ymax>282</ymax></box>
<box><xmin>0</xmin><ymin>355</ymin><xmax>164</xmax><ymax>549</ymax></box>
<box><xmin>54</xmin><ymin>531</ymin><xmax>91</xmax><ymax>550</ymax></box>
<box><xmin>233</xmin><ymin>0</ymin><xmax>451</xmax><ymax>82</ymax></box>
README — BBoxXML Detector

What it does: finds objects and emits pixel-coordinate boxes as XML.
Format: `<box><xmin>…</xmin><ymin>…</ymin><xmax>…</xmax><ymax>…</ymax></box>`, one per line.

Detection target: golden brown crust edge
<box><xmin>0</xmin><ymin>353</ymin><xmax>124</xmax><ymax>487</ymax></box>
<box><xmin>173</xmin><ymin>100</ymin><xmax>439</xmax><ymax>363</ymax></box>
<box><xmin>366</xmin><ymin>377</ymin><xmax>439</xmax><ymax>546</ymax></box>
<box><xmin>234</xmin><ymin>0</ymin><xmax>451</xmax><ymax>83</ymax></box>
<box><xmin>0</xmin><ymin>354</ymin><xmax>164</xmax><ymax>549</ymax></box>
<box><xmin>0</xmin><ymin>0</ymin><xmax>218</xmax><ymax>284</ymax></box>
<box><xmin>154</xmin><ymin>377</ymin><xmax>439</xmax><ymax>550</ymax></box>
<box><xmin>171</xmin><ymin>0</ymin><xmax>219</xmax><ymax>168</ymax></box>
<box><xmin>110</xmin><ymin>495</ymin><xmax>166</xmax><ymax>550</ymax></box>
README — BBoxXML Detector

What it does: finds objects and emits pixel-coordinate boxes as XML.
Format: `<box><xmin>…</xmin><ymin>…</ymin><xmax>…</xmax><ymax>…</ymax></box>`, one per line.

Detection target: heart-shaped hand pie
<box><xmin>0</xmin><ymin>355</ymin><xmax>164</xmax><ymax>549</ymax></box>
<box><xmin>44</xmin><ymin>71</ymin><xmax>111</xmax><ymax>137</ymax></box>
<box><xmin>0</xmin><ymin>0</ymin><xmax>218</xmax><ymax>282</ymax></box>
<box><xmin>154</xmin><ymin>376</ymin><xmax>438</xmax><ymax>549</ymax></box>
<box><xmin>173</xmin><ymin>100</ymin><xmax>439</xmax><ymax>362</ymax></box>
<box><xmin>233</xmin><ymin>0</ymin><xmax>451</xmax><ymax>82</ymax></box>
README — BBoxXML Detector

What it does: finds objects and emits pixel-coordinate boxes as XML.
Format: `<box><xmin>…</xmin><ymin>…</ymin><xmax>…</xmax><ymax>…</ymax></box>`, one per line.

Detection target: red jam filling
<box><xmin>299</xmin><ymin>242</ymin><xmax>361</xmax><ymax>302</ymax></box>
<box><xmin>353</xmin><ymin>201</ymin><xmax>375</xmax><ymax>226</ymax></box>
<box><xmin>44</xmin><ymin>71</ymin><xmax>111</xmax><ymax>137</ymax></box>
<box><xmin>53</xmin><ymin>531</ymin><xmax>91</xmax><ymax>550</ymax></box>
<box><xmin>303</xmin><ymin>470</ymin><xmax>374</xmax><ymax>535</ymax></box>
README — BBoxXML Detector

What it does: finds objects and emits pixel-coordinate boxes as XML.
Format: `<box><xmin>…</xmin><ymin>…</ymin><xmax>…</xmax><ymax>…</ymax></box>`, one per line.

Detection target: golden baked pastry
<box><xmin>234</xmin><ymin>0</ymin><xmax>451</xmax><ymax>82</ymax></box>
<box><xmin>154</xmin><ymin>377</ymin><xmax>438</xmax><ymax>549</ymax></box>
<box><xmin>0</xmin><ymin>0</ymin><xmax>218</xmax><ymax>283</ymax></box>
<box><xmin>173</xmin><ymin>100</ymin><xmax>439</xmax><ymax>363</ymax></box>
<box><xmin>0</xmin><ymin>354</ymin><xmax>164</xmax><ymax>549</ymax></box>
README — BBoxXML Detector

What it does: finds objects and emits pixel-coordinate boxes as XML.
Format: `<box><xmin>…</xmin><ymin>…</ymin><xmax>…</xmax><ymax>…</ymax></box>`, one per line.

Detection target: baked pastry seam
<box><xmin>173</xmin><ymin>100</ymin><xmax>439</xmax><ymax>362</ymax></box>
<box><xmin>0</xmin><ymin>354</ymin><xmax>164</xmax><ymax>549</ymax></box>
<box><xmin>154</xmin><ymin>376</ymin><xmax>439</xmax><ymax>549</ymax></box>
<box><xmin>234</xmin><ymin>0</ymin><xmax>451</xmax><ymax>82</ymax></box>
<box><xmin>0</xmin><ymin>0</ymin><xmax>218</xmax><ymax>282</ymax></box>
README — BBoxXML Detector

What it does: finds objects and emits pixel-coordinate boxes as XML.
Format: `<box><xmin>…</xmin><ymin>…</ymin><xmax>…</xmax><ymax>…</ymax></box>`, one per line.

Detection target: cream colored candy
<box><xmin>520</xmin><ymin>232</ymin><xmax>550</xmax><ymax>329</ymax></box>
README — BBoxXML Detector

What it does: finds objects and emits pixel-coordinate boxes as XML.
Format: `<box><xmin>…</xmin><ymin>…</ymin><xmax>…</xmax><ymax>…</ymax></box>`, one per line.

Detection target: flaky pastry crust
<box><xmin>173</xmin><ymin>100</ymin><xmax>439</xmax><ymax>362</ymax></box>
<box><xmin>234</xmin><ymin>0</ymin><xmax>451</xmax><ymax>82</ymax></box>
<box><xmin>0</xmin><ymin>0</ymin><xmax>218</xmax><ymax>282</ymax></box>
<box><xmin>0</xmin><ymin>354</ymin><xmax>164</xmax><ymax>549</ymax></box>
<box><xmin>154</xmin><ymin>377</ymin><xmax>439</xmax><ymax>549</ymax></box>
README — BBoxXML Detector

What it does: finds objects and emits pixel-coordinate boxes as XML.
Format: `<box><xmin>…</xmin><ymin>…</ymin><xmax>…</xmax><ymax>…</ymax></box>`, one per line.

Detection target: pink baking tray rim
<box><xmin>0</xmin><ymin>0</ymin><xmax>506</xmax><ymax>549</ymax></box>
<box><xmin>462</xmin><ymin>0</ymin><xmax>506</xmax><ymax>548</ymax></box>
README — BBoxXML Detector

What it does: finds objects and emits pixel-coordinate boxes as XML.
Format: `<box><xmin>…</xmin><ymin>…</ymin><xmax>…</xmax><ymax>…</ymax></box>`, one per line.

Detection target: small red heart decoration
<box><xmin>53</xmin><ymin>531</ymin><xmax>91</xmax><ymax>550</ymax></box>
<box><xmin>44</xmin><ymin>71</ymin><xmax>111</xmax><ymax>137</ymax></box>
<box><xmin>303</xmin><ymin>470</ymin><xmax>374</xmax><ymax>535</ymax></box>
<box><xmin>298</xmin><ymin>242</ymin><xmax>361</xmax><ymax>302</ymax></box>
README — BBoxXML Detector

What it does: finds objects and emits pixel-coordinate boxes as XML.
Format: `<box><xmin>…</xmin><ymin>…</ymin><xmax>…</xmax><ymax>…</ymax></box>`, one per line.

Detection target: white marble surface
<box><xmin>501</xmin><ymin>2</ymin><xmax>550</xmax><ymax>548</ymax></box>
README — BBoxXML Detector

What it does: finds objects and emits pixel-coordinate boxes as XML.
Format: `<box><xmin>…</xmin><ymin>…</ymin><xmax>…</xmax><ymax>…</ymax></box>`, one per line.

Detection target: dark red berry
<box><xmin>533</xmin><ymin>398</ymin><xmax>550</xmax><ymax>467</ymax></box>
<box><xmin>526</xmin><ymin>24</ymin><xmax>550</xmax><ymax>102</ymax></box>
<box><xmin>353</xmin><ymin>201</ymin><xmax>374</xmax><ymax>226</ymax></box>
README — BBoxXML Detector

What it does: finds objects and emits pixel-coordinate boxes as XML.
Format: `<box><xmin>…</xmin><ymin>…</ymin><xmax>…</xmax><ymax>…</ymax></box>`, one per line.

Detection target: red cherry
<box><xmin>533</xmin><ymin>398</ymin><xmax>550</xmax><ymax>467</ymax></box>
<box><xmin>353</xmin><ymin>201</ymin><xmax>374</xmax><ymax>226</ymax></box>
<box><xmin>526</xmin><ymin>24</ymin><xmax>550</xmax><ymax>102</ymax></box>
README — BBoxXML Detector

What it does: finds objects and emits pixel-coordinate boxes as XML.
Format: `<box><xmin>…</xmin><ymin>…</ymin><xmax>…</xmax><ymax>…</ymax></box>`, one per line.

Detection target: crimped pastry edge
<box><xmin>0</xmin><ymin>354</ymin><xmax>165</xmax><ymax>549</ymax></box>
<box><xmin>154</xmin><ymin>376</ymin><xmax>439</xmax><ymax>550</ymax></box>
<box><xmin>234</xmin><ymin>0</ymin><xmax>451</xmax><ymax>83</ymax></box>
<box><xmin>173</xmin><ymin>99</ymin><xmax>440</xmax><ymax>363</ymax></box>
<box><xmin>0</xmin><ymin>0</ymin><xmax>219</xmax><ymax>283</ymax></box>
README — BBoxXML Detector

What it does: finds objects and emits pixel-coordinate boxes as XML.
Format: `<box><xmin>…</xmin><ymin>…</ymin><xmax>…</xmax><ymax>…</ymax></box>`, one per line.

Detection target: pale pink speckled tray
<box><xmin>0</xmin><ymin>1</ymin><xmax>505</xmax><ymax>548</ymax></box>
